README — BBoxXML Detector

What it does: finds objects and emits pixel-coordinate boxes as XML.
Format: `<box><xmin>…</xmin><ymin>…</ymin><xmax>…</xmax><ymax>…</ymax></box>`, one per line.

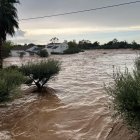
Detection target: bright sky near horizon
<box><xmin>9</xmin><ymin>0</ymin><xmax>140</xmax><ymax>44</ymax></box>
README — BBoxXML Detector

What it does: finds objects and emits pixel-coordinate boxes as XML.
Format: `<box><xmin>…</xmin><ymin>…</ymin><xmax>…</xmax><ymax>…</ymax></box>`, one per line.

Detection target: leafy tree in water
<box><xmin>63</xmin><ymin>40</ymin><xmax>81</xmax><ymax>54</ymax></box>
<box><xmin>21</xmin><ymin>59</ymin><xmax>61</xmax><ymax>92</ymax></box>
<box><xmin>37</xmin><ymin>49</ymin><xmax>48</xmax><ymax>57</ymax></box>
<box><xmin>0</xmin><ymin>0</ymin><xmax>19</xmax><ymax>68</ymax></box>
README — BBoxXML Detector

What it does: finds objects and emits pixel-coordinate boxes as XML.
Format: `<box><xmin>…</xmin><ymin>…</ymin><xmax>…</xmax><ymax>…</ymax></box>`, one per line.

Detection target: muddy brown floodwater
<box><xmin>1</xmin><ymin>49</ymin><xmax>140</xmax><ymax>140</ymax></box>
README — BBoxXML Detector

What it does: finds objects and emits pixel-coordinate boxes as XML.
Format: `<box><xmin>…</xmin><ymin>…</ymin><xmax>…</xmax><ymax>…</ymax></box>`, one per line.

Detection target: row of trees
<box><xmin>67</xmin><ymin>39</ymin><xmax>140</xmax><ymax>50</ymax></box>
<box><xmin>60</xmin><ymin>39</ymin><xmax>140</xmax><ymax>54</ymax></box>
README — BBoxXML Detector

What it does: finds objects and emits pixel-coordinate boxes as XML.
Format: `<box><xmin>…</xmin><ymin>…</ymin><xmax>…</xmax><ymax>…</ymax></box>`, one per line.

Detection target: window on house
<box><xmin>47</xmin><ymin>46</ymin><xmax>53</xmax><ymax>48</ymax></box>
<box><xmin>52</xmin><ymin>46</ymin><xmax>59</xmax><ymax>49</ymax></box>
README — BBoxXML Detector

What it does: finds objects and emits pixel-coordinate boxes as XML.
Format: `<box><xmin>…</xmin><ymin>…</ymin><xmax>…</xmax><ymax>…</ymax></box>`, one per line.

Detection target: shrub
<box><xmin>106</xmin><ymin>57</ymin><xmax>140</xmax><ymax>132</ymax></box>
<box><xmin>37</xmin><ymin>49</ymin><xmax>48</xmax><ymax>57</ymax></box>
<box><xmin>64</xmin><ymin>46</ymin><xmax>82</xmax><ymax>54</ymax></box>
<box><xmin>0</xmin><ymin>69</ymin><xmax>26</xmax><ymax>102</ymax></box>
<box><xmin>4</xmin><ymin>65</ymin><xmax>19</xmax><ymax>70</ymax></box>
<box><xmin>3</xmin><ymin>41</ymin><xmax>14</xmax><ymax>58</ymax></box>
<box><xmin>19</xmin><ymin>51</ymin><xmax>25</xmax><ymax>58</ymax></box>
<box><xmin>132</xmin><ymin>41</ymin><xmax>140</xmax><ymax>50</ymax></box>
<box><xmin>20</xmin><ymin>59</ymin><xmax>61</xmax><ymax>92</ymax></box>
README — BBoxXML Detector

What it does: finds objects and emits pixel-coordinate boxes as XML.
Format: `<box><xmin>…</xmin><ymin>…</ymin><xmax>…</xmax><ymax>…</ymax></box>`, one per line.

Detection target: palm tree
<box><xmin>0</xmin><ymin>0</ymin><xmax>19</xmax><ymax>68</ymax></box>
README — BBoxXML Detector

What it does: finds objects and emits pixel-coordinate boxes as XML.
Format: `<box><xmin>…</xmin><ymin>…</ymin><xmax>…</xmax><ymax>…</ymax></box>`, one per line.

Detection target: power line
<box><xmin>20</xmin><ymin>0</ymin><xmax>140</xmax><ymax>21</ymax></box>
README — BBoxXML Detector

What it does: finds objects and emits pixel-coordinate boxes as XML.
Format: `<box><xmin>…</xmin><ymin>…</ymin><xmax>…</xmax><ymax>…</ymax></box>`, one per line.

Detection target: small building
<box><xmin>10</xmin><ymin>46</ymin><xmax>30</xmax><ymax>57</ymax></box>
<box><xmin>45</xmin><ymin>43</ymin><xmax>69</xmax><ymax>54</ymax></box>
<box><xmin>10</xmin><ymin>46</ymin><xmax>42</xmax><ymax>57</ymax></box>
<box><xmin>26</xmin><ymin>46</ymin><xmax>43</xmax><ymax>54</ymax></box>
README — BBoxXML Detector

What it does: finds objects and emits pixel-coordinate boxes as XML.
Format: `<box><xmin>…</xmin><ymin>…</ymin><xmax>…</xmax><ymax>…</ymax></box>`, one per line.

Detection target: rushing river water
<box><xmin>1</xmin><ymin>49</ymin><xmax>140</xmax><ymax>140</ymax></box>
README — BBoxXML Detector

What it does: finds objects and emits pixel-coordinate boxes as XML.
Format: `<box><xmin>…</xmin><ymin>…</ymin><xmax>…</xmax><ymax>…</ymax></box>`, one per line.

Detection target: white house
<box><xmin>45</xmin><ymin>43</ymin><xmax>69</xmax><ymax>54</ymax></box>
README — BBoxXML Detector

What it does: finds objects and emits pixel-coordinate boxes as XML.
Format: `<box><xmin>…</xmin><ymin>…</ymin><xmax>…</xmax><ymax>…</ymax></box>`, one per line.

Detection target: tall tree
<box><xmin>50</xmin><ymin>37</ymin><xmax>59</xmax><ymax>44</ymax></box>
<box><xmin>0</xmin><ymin>0</ymin><xmax>19</xmax><ymax>68</ymax></box>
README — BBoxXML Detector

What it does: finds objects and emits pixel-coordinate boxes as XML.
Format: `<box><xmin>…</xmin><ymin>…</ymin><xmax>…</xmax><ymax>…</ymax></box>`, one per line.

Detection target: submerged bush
<box><xmin>106</xmin><ymin>57</ymin><xmax>140</xmax><ymax>132</ymax></box>
<box><xmin>64</xmin><ymin>46</ymin><xmax>82</xmax><ymax>54</ymax></box>
<box><xmin>37</xmin><ymin>49</ymin><xmax>48</xmax><ymax>57</ymax></box>
<box><xmin>20</xmin><ymin>59</ymin><xmax>61</xmax><ymax>92</ymax></box>
<box><xmin>3</xmin><ymin>41</ymin><xmax>14</xmax><ymax>58</ymax></box>
<box><xmin>0</xmin><ymin>69</ymin><xmax>26</xmax><ymax>102</ymax></box>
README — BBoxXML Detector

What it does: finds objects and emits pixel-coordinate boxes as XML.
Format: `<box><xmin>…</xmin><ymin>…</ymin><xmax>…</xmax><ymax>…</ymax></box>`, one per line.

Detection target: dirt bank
<box><xmin>107</xmin><ymin>121</ymin><xmax>140</xmax><ymax>140</ymax></box>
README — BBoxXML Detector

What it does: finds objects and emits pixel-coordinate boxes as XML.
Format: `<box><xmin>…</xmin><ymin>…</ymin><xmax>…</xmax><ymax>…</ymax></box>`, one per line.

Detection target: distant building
<box><xmin>45</xmin><ymin>43</ymin><xmax>69</xmax><ymax>54</ymax></box>
<box><xmin>26</xmin><ymin>46</ymin><xmax>42</xmax><ymax>54</ymax></box>
<box><xmin>10</xmin><ymin>46</ymin><xmax>43</xmax><ymax>57</ymax></box>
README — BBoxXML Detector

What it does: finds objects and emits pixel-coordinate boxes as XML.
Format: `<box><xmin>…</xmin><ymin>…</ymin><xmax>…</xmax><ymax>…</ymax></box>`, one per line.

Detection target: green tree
<box><xmin>50</xmin><ymin>37</ymin><xmax>59</xmax><ymax>44</ymax></box>
<box><xmin>78</xmin><ymin>40</ymin><xmax>92</xmax><ymax>50</ymax></box>
<box><xmin>92</xmin><ymin>41</ymin><xmax>100</xmax><ymax>48</ymax></box>
<box><xmin>68</xmin><ymin>40</ymin><xmax>78</xmax><ymax>48</ymax></box>
<box><xmin>64</xmin><ymin>40</ymin><xmax>81</xmax><ymax>54</ymax></box>
<box><xmin>20</xmin><ymin>59</ymin><xmax>61</xmax><ymax>92</ymax></box>
<box><xmin>37</xmin><ymin>49</ymin><xmax>48</xmax><ymax>57</ymax></box>
<box><xmin>19</xmin><ymin>51</ymin><xmax>25</xmax><ymax>58</ymax></box>
<box><xmin>0</xmin><ymin>0</ymin><xmax>19</xmax><ymax>68</ymax></box>
<box><xmin>132</xmin><ymin>41</ymin><xmax>140</xmax><ymax>49</ymax></box>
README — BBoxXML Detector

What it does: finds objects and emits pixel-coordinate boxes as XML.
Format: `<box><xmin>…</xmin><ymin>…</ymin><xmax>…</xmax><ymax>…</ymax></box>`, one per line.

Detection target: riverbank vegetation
<box><xmin>69</xmin><ymin>39</ymin><xmax>140</xmax><ymax>50</ymax></box>
<box><xmin>64</xmin><ymin>41</ymin><xmax>82</xmax><ymax>54</ymax></box>
<box><xmin>106</xmin><ymin>57</ymin><xmax>140</xmax><ymax>133</ymax></box>
<box><xmin>3</xmin><ymin>41</ymin><xmax>14</xmax><ymax>58</ymax></box>
<box><xmin>37</xmin><ymin>49</ymin><xmax>49</xmax><ymax>57</ymax></box>
<box><xmin>0</xmin><ymin>59</ymin><xmax>61</xmax><ymax>103</ymax></box>
<box><xmin>0</xmin><ymin>69</ymin><xmax>26</xmax><ymax>102</ymax></box>
<box><xmin>63</xmin><ymin>39</ymin><xmax>140</xmax><ymax>54</ymax></box>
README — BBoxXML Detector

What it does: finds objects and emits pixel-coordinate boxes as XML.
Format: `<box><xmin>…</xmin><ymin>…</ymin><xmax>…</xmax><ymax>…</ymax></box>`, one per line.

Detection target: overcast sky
<box><xmin>9</xmin><ymin>0</ymin><xmax>140</xmax><ymax>44</ymax></box>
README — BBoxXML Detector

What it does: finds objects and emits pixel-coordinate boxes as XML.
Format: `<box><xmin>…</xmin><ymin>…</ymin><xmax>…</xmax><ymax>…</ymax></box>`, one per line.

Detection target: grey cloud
<box><xmin>11</xmin><ymin>38</ymin><xmax>37</xmax><ymax>45</ymax></box>
<box><xmin>15</xmin><ymin>30</ymin><xmax>26</xmax><ymax>37</ymax></box>
<box><xmin>15</xmin><ymin>0</ymin><xmax>140</xmax><ymax>44</ymax></box>
<box><xmin>7</xmin><ymin>29</ymin><xmax>26</xmax><ymax>40</ymax></box>
<box><xmin>18</xmin><ymin>0</ymin><xmax>140</xmax><ymax>27</ymax></box>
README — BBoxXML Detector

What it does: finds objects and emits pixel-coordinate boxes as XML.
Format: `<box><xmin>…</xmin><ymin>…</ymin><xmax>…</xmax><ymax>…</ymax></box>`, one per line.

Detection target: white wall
<box><xmin>45</xmin><ymin>43</ymin><xmax>68</xmax><ymax>54</ymax></box>
<box><xmin>10</xmin><ymin>50</ymin><xmax>30</xmax><ymax>57</ymax></box>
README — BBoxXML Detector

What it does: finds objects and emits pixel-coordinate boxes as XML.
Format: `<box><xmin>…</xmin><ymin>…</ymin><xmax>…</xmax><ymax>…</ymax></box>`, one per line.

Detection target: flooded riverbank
<box><xmin>1</xmin><ymin>49</ymin><xmax>140</xmax><ymax>140</ymax></box>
